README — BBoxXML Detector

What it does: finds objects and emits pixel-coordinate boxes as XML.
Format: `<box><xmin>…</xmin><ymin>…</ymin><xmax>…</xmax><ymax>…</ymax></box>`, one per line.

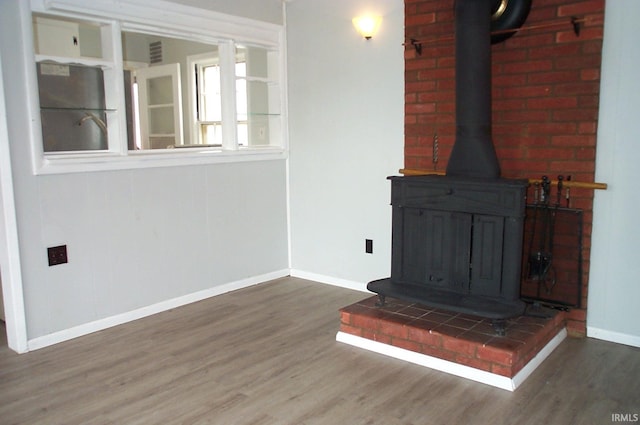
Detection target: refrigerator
<box><xmin>37</xmin><ymin>62</ymin><xmax>108</xmax><ymax>152</ymax></box>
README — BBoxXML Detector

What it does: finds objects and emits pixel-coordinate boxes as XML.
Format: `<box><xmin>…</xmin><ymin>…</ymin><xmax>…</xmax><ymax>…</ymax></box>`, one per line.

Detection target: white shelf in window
<box><xmin>236</xmin><ymin>76</ymin><xmax>278</xmax><ymax>84</ymax></box>
<box><xmin>35</xmin><ymin>54</ymin><xmax>114</xmax><ymax>69</ymax></box>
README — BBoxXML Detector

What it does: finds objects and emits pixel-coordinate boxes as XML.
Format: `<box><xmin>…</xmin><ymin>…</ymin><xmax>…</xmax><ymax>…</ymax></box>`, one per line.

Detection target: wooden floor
<box><xmin>1</xmin><ymin>277</ymin><xmax>638</xmax><ymax>425</ymax></box>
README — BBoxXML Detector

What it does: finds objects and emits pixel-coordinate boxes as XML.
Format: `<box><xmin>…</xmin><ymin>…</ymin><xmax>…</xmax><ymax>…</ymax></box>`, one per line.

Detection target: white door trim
<box><xmin>0</xmin><ymin>53</ymin><xmax>29</xmax><ymax>353</ymax></box>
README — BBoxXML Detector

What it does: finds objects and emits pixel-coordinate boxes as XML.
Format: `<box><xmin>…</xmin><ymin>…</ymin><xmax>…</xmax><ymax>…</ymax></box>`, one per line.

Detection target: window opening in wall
<box><xmin>123</xmin><ymin>31</ymin><xmax>212</xmax><ymax>150</ymax></box>
<box><xmin>235</xmin><ymin>45</ymin><xmax>281</xmax><ymax>148</ymax></box>
<box><xmin>33</xmin><ymin>13</ymin><xmax>115</xmax><ymax>153</ymax></box>
<box><xmin>28</xmin><ymin>6</ymin><xmax>285</xmax><ymax>173</ymax></box>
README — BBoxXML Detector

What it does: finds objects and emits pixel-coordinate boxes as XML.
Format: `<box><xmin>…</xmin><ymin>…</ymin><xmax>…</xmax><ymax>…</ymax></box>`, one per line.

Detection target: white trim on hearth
<box><xmin>336</xmin><ymin>328</ymin><xmax>568</xmax><ymax>392</ymax></box>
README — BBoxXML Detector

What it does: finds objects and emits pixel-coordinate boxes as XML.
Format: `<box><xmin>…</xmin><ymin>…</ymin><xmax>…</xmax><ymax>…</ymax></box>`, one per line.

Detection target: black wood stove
<box><xmin>367</xmin><ymin>0</ymin><xmax>530</xmax><ymax>334</ymax></box>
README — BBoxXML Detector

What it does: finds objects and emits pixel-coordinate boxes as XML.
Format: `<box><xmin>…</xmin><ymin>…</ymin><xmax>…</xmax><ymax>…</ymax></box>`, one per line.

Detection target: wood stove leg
<box><xmin>375</xmin><ymin>294</ymin><xmax>386</xmax><ymax>307</ymax></box>
<box><xmin>492</xmin><ymin>319</ymin><xmax>506</xmax><ymax>336</ymax></box>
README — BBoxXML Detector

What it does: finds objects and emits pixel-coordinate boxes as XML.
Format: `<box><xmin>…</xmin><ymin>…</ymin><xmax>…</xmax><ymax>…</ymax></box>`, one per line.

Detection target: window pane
<box><xmin>201</xmin><ymin>123</ymin><xmax>222</xmax><ymax>145</ymax></box>
<box><xmin>235</xmin><ymin>45</ymin><xmax>280</xmax><ymax>147</ymax></box>
<box><xmin>237</xmin><ymin>123</ymin><xmax>248</xmax><ymax>146</ymax></box>
<box><xmin>201</xmin><ymin>65</ymin><xmax>222</xmax><ymax>122</ymax></box>
<box><xmin>148</xmin><ymin>106</ymin><xmax>175</xmax><ymax>134</ymax></box>
<box><xmin>147</xmin><ymin>76</ymin><xmax>173</xmax><ymax>105</ymax></box>
<box><xmin>236</xmin><ymin>46</ymin><xmax>275</xmax><ymax>79</ymax></box>
<box><xmin>243</xmin><ymin>80</ymin><xmax>280</xmax><ymax>147</ymax></box>
<box><xmin>246</xmin><ymin>80</ymin><xmax>278</xmax><ymax>115</ymax></box>
<box><xmin>235</xmin><ymin>71</ymin><xmax>247</xmax><ymax>120</ymax></box>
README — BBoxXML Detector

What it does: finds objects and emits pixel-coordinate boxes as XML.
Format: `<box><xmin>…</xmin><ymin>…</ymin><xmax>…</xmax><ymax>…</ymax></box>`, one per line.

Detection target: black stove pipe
<box><xmin>446</xmin><ymin>0</ymin><xmax>501</xmax><ymax>179</ymax></box>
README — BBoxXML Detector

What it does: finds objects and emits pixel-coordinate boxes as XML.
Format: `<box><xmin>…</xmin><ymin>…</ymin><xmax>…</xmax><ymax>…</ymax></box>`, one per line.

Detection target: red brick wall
<box><xmin>404</xmin><ymin>0</ymin><xmax>605</xmax><ymax>336</ymax></box>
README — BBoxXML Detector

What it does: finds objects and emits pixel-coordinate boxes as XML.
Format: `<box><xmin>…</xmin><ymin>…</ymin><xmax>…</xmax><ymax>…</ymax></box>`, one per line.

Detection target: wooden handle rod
<box><xmin>528</xmin><ymin>177</ymin><xmax>607</xmax><ymax>190</ymax></box>
<box><xmin>400</xmin><ymin>168</ymin><xmax>445</xmax><ymax>176</ymax></box>
<box><xmin>398</xmin><ymin>169</ymin><xmax>608</xmax><ymax>190</ymax></box>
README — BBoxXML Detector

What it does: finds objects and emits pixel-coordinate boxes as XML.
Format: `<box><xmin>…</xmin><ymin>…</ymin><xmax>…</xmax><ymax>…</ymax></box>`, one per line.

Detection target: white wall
<box><xmin>24</xmin><ymin>163</ymin><xmax>288</xmax><ymax>339</ymax></box>
<box><xmin>0</xmin><ymin>0</ymin><xmax>288</xmax><ymax>346</ymax></box>
<box><xmin>587</xmin><ymin>0</ymin><xmax>640</xmax><ymax>347</ymax></box>
<box><xmin>286</xmin><ymin>0</ymin><xmax>405</xmax><ymax>289</ymax></box>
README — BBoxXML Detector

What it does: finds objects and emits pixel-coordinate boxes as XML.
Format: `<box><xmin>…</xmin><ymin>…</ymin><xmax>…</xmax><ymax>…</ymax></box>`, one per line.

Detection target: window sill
<box><xmin>35</xmin><ymin>146</ymin><xmax>287</xmax><ymax>175</ymax></box>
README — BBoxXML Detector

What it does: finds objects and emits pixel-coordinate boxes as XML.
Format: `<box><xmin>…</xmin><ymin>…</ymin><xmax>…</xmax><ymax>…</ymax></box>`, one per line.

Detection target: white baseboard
<box><xmin>587</xmin><ymin>326</ymin><xmax>640</xmax><ymax>348</ymax></box>
<box><xmin>336</xmin><ymin>328</ymin><xmax>567</xmax><ymax>392</ymax></box>
<box><xmin>290</xmin><ymin>269</ymin><xmax>370</xmax><ymax>293</ymax></box>
<box><xmin>27</xmin><ymin>269</ymin><xmax>290</xmax><ymax>351</ymax></box>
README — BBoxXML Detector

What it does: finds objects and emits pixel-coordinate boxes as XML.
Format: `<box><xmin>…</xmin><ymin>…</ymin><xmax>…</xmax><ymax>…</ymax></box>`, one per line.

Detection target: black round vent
<box><xmin>491</xmin><ymin>0</ymin><xmax>532</xmax><ymax>44</ymax></box>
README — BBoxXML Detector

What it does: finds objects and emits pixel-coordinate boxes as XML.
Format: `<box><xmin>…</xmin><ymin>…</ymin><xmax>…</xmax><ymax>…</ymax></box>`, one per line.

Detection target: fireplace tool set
<box><xmin>527</xmin><ymin>175</ymin><xmax>563</xmax><ymax>295</ymax></box>
<box><xmin>524</xmin><ymin>174</ymin><xmax>584</xmax><ymax>316</ymax></box>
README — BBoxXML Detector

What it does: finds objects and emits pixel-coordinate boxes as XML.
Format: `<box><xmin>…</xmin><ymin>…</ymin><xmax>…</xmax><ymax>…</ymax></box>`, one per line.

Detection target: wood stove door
<box><xmin>393</xmin><ymin>207</ymin><xmax>431</xmax><ymax>285</ymax></box>
<box><xmin>449</xmin><ymin>212</ymin><xmax>472</xmax><ymax>293</ymax></box>
<box><xmin>470</xmin><ymin>214</ymin><xmax>504</xmax><ymax>297</ymax></box>
<box><xmin>393</xmin><ymin>207</ymin><xmax>471</xmax><ymax>293</ymax></box>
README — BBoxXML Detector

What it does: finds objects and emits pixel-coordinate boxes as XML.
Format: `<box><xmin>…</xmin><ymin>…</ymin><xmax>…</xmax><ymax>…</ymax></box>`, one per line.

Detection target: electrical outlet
<box><xmin>48</xmin><ymin>245</ymin><xmax>68</xmax><ymax>266</ymax></box>
<box><xmin>365</xmin><ymin>239</ymin><xmax>373</xmax><ymax>254</ymax></box>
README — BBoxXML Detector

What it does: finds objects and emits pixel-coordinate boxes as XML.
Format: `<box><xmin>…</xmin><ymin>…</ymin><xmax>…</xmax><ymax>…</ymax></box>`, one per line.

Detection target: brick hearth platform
<box><xmin>337</xmin><ymin>296</ymin><xmax>567</xmax><ymax>391</ymax></box>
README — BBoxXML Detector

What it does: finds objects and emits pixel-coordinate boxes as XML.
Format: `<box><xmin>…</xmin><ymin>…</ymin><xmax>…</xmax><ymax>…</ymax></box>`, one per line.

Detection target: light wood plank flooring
<box><xmin>1</xmin><ymin>277</ymin><xmax>638</xmax><ymax>424</ymax></box>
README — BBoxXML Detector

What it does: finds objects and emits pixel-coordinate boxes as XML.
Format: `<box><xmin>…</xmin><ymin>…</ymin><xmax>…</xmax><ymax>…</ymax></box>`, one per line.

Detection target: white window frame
<box><xmin>187</xmin><ymin>52</ymin><xmax>219</xmax><ymax>148</ymax></box>
<box><xmin>187</xmin><ymin>52</ymin><xmax>252</xmax><ymax>149</ymax></box>
<box><xmin>26</xmin><ymin>0</ymin><xmax>287</xmax><ymax>175</ymax></box>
